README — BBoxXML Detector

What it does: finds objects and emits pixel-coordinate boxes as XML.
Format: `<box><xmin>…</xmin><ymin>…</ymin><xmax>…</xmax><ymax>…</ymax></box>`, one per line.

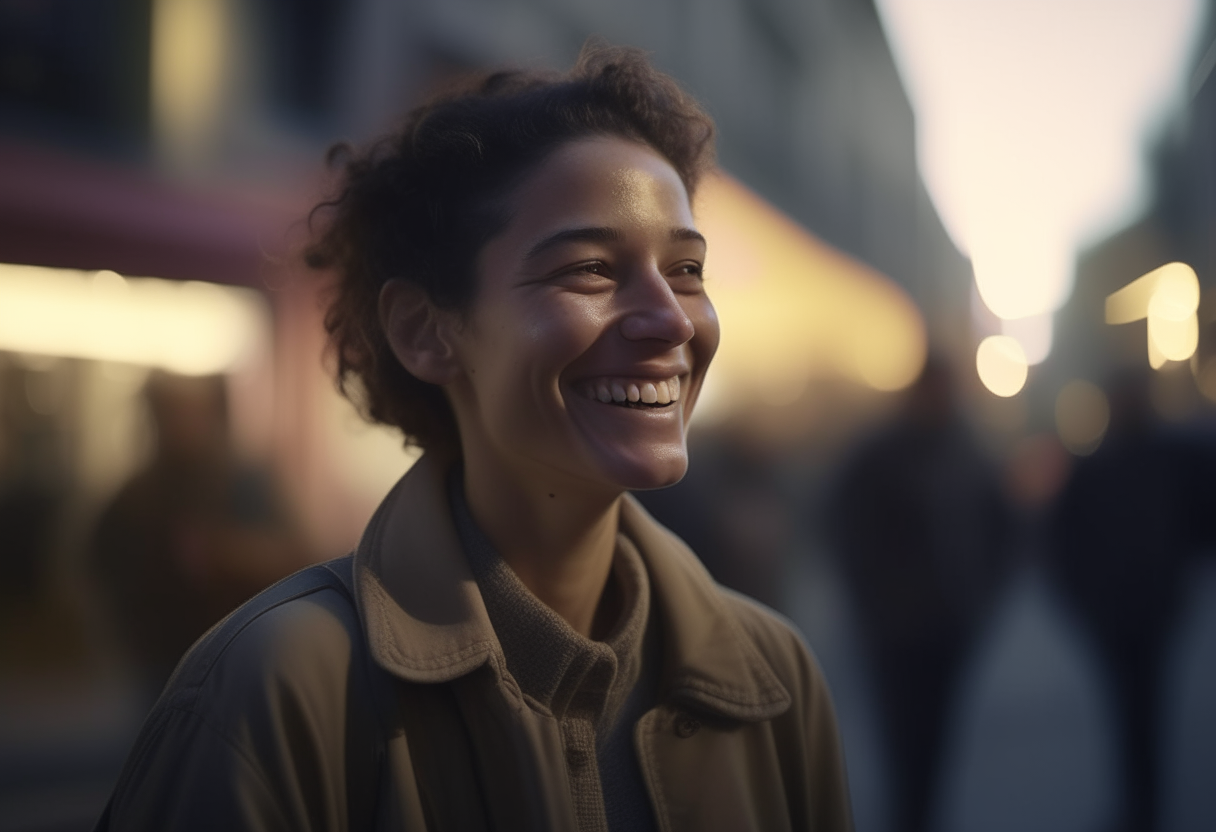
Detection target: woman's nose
<box><xmin>618</xmin><ymin>268</ymin><xmax>696</xmax><ymax>345</ymax></box>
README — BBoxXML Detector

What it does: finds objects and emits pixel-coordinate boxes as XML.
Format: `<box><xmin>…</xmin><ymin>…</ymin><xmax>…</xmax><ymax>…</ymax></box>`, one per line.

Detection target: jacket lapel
<box><xmin>352</xmin><ymin>455</ymin><xmax>576</xmax><ymax>831</ymax></box>
<box><xmin>620</xmin><ymin>496</ymin><xmax>791</xmax><ymax>721</ymax></box>
<box><xmin>353</xmin><ymin>453</ymin><xmax>500</xmax><ymax>684</ymax></box>
<box><xmin>352</xmin><ymin>455</ymin><xmax>792</xmax><ymax>719</ymax></box>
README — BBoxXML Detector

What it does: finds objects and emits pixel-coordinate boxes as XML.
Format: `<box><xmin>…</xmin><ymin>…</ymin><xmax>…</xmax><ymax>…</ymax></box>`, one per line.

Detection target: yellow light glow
<box><xmin>877</xmin><ymin>0</ymin><xmax>1204</xmax><ymax>361</ymax></box>
<box><xmin>1056</xmin><ymin>380</ymin><xmax>1110</xmax><ymax>455</ymax></box>
<box><xmin>1152</xmin><ymin>263</ymin><xmax>1201</xmax><ymax>316</ymax></box>
<box><xmin>975</xmin><ymin>335</ymin><xmax>1028</xmax><ymax>397</ymax></box>
<box><xmin>1106</xmin><ymin>272</ymin><xmax>1158</xmax><ymax>325</ymax></box>
<box><xmin>151</xmin><ymin>0</ymin><xmax>227</xmax><ymax>162</ymax></box>
<box><xmin>971</xmin><ymin>238</ymin><xmax>1072</xmax><ymax>320</ymax></box>
<box><xmin>692</xmin><ymin>173</ymin><xmax>926</xmax><ymax>417</ymax></box>
<box><xmin>0</xmin><ymin>263</ymin><xmax>265</xmax><ymax>375</ymax></box>
<box><xmin>1148</xmin><ymin>328</ymin><xmax>1168</xmax><ymax>369</ymax></box>
<box><xmin>1000</xmin><ymin>312</ymin><xmax>1053</xmax><ymax>365</ymax></box>
<box><xmin>1106</xmin><ymin>261</ymin><xmax>1199</xmax><ymax>323</ymax></box>
<box><xmin>1106</xmin><ymin>262</ymin><xmax>1200</xmax><ymax>367</ymax></box>
<box><xmin>1147</xmin><ymin>306</ymin><xmax>1198</xmax><ymax>363</ymax></box>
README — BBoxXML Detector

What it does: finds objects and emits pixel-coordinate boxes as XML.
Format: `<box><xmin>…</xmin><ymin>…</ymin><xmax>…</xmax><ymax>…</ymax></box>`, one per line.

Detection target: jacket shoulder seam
<box><xmin>170</xmin><ymin>566</ymin><xmax>355</xmax><ymax>698</ymax></box>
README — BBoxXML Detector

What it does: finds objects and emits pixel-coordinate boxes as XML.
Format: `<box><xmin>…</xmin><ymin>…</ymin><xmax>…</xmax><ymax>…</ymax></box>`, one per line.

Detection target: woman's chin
<box><xmin>592</xmin><ymin>445</ymin><xmax>689</xmax><ymax>492</ymax></box>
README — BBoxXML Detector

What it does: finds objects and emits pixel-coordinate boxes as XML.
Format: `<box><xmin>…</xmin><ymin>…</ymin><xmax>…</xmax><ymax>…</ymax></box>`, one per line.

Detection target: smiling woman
<box><xmin>96</xmin><ymin>44</ymin><xmax>853</xmax><ymax>832</ymax></box>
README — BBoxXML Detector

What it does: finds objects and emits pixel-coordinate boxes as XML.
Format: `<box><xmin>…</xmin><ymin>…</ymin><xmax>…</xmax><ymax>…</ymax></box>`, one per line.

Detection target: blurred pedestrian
<box><xmin>0</xmin><ymin>361</ymin><xmax>67</xmax><ymax>605</ymax></box>
<box><xmin>1047</xmin><ymin>369</ymin><xmax>1216</xmax><ymax>832</ymax></box>
<box><xmin>90</xmin><ymin>371</ymin><xmax>307</xmax><ymax>694</ymax></box>
<box><xmin>826</xmin><ymin>355</ymin><xmax>1017</xmax><ymax>832</ymax></box>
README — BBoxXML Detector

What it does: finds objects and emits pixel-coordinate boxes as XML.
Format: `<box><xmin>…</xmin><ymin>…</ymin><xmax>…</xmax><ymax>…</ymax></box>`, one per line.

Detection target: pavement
<box><xmin>788</xmin><ymin>554</ymin><xmax>1216</xmax><ymax>832</ymax></box>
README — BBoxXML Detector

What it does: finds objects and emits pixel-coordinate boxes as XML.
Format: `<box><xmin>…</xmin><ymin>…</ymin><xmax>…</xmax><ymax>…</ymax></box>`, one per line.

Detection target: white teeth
<box><xmin>587</xmin><ymin>377</ymin><xmax>682</xmax><ymax>405</ymax></box>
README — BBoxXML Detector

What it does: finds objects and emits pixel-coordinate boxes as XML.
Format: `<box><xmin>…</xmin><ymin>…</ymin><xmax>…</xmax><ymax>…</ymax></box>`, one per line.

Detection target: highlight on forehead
<box><xmin>607</xmin><ymin>159</ymin><xmax>691</xmax><ymax>207</ymax></box>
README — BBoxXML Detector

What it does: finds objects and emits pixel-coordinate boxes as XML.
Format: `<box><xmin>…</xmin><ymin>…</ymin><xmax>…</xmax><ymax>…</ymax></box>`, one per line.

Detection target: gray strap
<box><xmin>321</xmin><ymin>554</ymin><xmax>357</xmax><ymax>599</ymax></box>
<box><xmin>321</xmin><ymin>554</ymin><xmax>405</xmax><ymax>831</ymax></box>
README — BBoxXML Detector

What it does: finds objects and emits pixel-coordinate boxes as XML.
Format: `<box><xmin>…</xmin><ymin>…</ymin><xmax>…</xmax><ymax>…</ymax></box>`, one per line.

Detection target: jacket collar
<box><xmin>353</xmin><ymin>454</ymin><xmax>790</xmax><ymax>721</ymax></box>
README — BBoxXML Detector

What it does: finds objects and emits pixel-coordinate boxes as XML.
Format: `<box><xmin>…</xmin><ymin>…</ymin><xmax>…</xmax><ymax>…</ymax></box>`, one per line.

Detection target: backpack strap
<box><xmin>319</xmin><ymin>554</ymin><xmax>408</xmax><ymax>831</ymax></box>
<box><xmin>320</xmin><ymin>553</ymin><xmax>357</xmax><ymax>600</ymax></box>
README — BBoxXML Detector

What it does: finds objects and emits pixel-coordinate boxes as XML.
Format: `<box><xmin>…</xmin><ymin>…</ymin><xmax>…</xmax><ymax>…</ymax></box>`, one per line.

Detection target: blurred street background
<box><xmin>1</xmin><ymin>0</ymin><xmax>1214</xmax><ymax>830</ymax></box>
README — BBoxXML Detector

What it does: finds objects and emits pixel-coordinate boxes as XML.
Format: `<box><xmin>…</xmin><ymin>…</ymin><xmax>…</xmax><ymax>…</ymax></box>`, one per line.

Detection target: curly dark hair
<box><xmin>305</xmin><ymin>43</ymin><xmax>716</xmax><ymax>453</ymax></box>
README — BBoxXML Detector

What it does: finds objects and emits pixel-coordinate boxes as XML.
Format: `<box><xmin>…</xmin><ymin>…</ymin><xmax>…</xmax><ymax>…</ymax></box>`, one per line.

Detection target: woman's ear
<box><xmin>379</xmin><ymin>280</ymin><xmax>463</xmax><ymax>385</ymax></box>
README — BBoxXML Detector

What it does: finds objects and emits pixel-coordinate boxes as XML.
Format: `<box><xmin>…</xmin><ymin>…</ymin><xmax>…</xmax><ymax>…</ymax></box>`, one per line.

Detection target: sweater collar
<box><xmin>353</xmin><ymin>454</ymin><xmax>790</xmax><ymax>721</ymax></box>
<box><xmin>450</xmin><ymin>473</ymin><xmax>650</xmax><ymax>727</ymax></box>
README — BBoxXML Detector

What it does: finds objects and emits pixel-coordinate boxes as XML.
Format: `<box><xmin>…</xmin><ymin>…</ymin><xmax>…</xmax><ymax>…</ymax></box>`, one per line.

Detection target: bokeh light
<box><xmin>1056</xmin><ymin>379</ymin><xmax>1111</xmax><ymax>455</ymax></box>
<box><xmin>151</xmin><ymin>0</ymin><xmax>228</xmax><ymax>165</ymax></box>
<box><xmin>1106</xmin><ymin>262</ymin><xmax>1201</xmax><ymax>368</ymax></box>
<box><xmin>975</xmin><ymin>335</ymin><xmax>1028</xmax><ymax>397</ymax></box>
<box><xmin>0</xmin><ymin>263</ymin><xmax>266</xmax><ymax>375</ymax></box>
<box><xmin>1196</xmin><ymin>356</ymin><xmax>1216</xmax><ymax>403</ymax></box>
<box><xmin>1000</xmin><ymin>312</ymin><xmax>1053</xmax><ymax>365</ymax></box>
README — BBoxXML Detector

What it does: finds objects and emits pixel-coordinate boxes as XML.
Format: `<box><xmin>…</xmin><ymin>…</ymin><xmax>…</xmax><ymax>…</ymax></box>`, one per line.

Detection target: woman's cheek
<box><xmin>690</xmin><ymin>297</ymin><xmax>720</xmax><ymax>364</ymax></box>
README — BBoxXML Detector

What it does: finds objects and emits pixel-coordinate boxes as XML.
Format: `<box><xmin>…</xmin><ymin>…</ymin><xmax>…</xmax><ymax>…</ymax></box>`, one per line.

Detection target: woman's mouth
<box><xmin>577</xmin><ymin>376</ymin><xmax>682</xmax><ymax>409</ymax></box>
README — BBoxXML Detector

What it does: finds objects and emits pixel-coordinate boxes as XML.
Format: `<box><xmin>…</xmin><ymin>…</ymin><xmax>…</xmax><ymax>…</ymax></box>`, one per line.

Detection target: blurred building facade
<box><xmin>1</xmin><ymin>0</ymin><xmax>968</xmax><ymax>323</ymax></box>
<box><xmin>9</xmin><ymin>3</ymin><xmax>1215</xmax><ymax>831</ymax></box>
<box><xmin>333</xmin><ymin>0</ymin><xmax>972</xmax><ymax>336</ymax></box>
<box><xmin>0</xmin><ymin>0</ymin><xmax>968</xmax><ymax>638</ymax></box>
<box><xmin>1048</xmin><ymin>10</ymin><xmax>1216</xmax><ymax>426</ymax></box>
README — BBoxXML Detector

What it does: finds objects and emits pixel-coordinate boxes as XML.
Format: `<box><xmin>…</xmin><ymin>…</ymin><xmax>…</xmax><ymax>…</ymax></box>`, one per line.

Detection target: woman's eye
<box><xmin>668</xmin><ymin>262</ymin><xmax>705</xmax><ymax>291</ymax></box>
<box><xmin>550</xmin><ymin>261</ymin><xmax>614</xmax><ymax>291</ymax></box>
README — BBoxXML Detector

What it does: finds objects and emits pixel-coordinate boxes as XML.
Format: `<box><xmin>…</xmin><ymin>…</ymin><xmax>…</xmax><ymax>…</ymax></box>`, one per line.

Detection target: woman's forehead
<box><xmin>508</xmin><ymin>137</ymin><xmax>695</xmax><ymax>233</ymax></box>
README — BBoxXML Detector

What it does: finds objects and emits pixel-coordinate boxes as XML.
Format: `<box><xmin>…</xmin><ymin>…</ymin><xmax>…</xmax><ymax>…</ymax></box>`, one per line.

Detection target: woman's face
<box><xmin>445</xmin><ymin>136</ymin><xmax>719</xmax><ymax>494</ymax></box>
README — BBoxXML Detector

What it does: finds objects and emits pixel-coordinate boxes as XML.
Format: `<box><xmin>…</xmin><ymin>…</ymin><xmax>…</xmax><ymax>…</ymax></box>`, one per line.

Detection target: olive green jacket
<box><xmin>98</xmin><ymin>455</ymin><xmax>853</xmax><ymax>831</ymax></box>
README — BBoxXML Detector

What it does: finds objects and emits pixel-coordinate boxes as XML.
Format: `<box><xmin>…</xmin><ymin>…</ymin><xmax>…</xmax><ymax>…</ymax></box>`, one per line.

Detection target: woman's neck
<box><xmin>460</xmin><ymin>457</ymin><xmax>622</xmax><ymax>638</ymax></box>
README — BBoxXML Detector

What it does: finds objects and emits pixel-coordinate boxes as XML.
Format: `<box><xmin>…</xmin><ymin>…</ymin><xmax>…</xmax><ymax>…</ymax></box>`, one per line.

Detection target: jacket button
<box><xmin>674</xmin><ymin>715</ymin><xmax>700</xmax><ymax>738</ymax></box>
<box><xmin>565</xmin><ymin>744</ymin><xmax>588</xmax><ymax>768</ymax></box>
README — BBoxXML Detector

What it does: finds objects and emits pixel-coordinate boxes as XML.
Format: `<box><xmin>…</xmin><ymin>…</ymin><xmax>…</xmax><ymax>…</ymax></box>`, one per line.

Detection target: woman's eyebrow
<box><xmin>525</xmin><ymin>227</ymin><xmax>622</xmax><ymax>260</ymax></box>
<box><xmin>524</xmin><ymin>226</ymin><xmax>705</xmax><ymax>260</ymax></box>
<box><xmin>671</xmin><ymin>228</ymin><xmax>706</xmax><ymax>246</ymax></box>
